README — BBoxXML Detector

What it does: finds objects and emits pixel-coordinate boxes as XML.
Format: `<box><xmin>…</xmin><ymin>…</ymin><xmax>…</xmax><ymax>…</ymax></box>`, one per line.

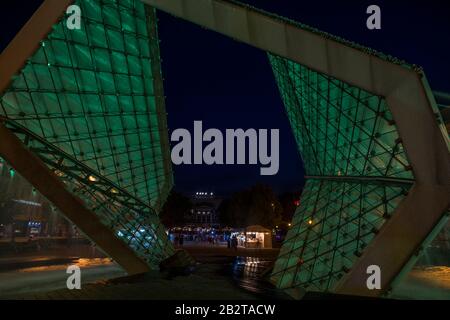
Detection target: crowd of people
<box><xmin>171</xmin><ymin>232</ymin><xmax>249</xmax><ymax>252</ymax></box>
<box><xmin>170</xmin><ymin>232</ymin><xmax>224</xmax><ymax>247</ymax></box>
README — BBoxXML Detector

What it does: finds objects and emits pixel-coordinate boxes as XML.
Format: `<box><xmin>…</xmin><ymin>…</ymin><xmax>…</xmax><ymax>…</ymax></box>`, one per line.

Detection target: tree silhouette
<box><xmin>219</xmin><ymin>184</ymin><xmax>282</xmax><ymax>228</ymax></box>
<box><xmin>160</xmin><ymin>191</ymin><xmax>192</xmax><ymax>228</ymax></box>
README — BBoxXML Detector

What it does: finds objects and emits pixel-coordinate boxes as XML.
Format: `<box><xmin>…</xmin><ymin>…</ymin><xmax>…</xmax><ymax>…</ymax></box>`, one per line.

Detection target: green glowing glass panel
<box><xmin>0</xmin><ymin>0</ymin><xmax>172</xmax><ymax>213</ymax></box>
<box><xmin>269</xmin><ymin>55</ymin><xmax>413</xmax><ymax>179</ymax></box>
<box><xmin>269</xmin><ymin>54</ymin><xmax>415</xmax><ymax>292</ymax></box>
<box><xmin>271</xmin><ymin>179</ymin><xmax>410</xmax><ymax>291</ymax></box>
<box><xmin>0</xmin><ymin>0</ymin><xmax>174</xmax><ymax>268</ymax></box>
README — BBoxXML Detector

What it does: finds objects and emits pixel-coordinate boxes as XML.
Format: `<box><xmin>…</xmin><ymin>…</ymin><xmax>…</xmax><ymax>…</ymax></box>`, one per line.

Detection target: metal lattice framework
<box><xmin>2</xmin><ymin>119</ymin><xmax>173</xmax><ymax>267</ymax></box>
<box><xmin>145</xmin><ymin>0</ymin><xmax>450</xmax><ymax>297</ymax></box>
<box><xmin>269</xmin><ymin>56</ymin><xmax>415</xmax><ymax>291</ymax></box>
<box><xmin>1</xmin><ymin>0</ymin><xmax>449</xmax><ymax>294</ymax></box>
<box><xmin>0</xmin><ymin>0</ymin><xmax>174</xmax><ymax>271</ymax></box>
<box><xmin>269</xmin><ymin>58</ymin><xmax>415</xmax><ymax>179</ymax></box>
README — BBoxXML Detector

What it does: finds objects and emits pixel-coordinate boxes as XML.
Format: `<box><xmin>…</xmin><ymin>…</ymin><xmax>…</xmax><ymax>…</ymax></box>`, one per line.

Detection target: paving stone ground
<box><xmin>7</xmin><ymin>246</ymin><xmax>282</xmax><ymax>300</ymax></box>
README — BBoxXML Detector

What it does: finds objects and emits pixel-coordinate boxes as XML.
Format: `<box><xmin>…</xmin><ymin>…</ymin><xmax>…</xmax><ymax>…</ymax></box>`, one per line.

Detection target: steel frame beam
<box><xmin>145</xmin><ymin>0</ymin><xmax>450</xmax><ymax>297</ymax></box>
<box><xmin>0</xmin><ymin>119</ymin><xmax>151</xmax><ymax>275</ymax></box>
<box><xmin>2</xmin><ymin>118</ymin><xmax>172</xmax><ymax>268</ymax></box>
<box><xmin>305</xmin><ymin>176</ymin><xmax>415</xmax><ymax>188</ymax></box>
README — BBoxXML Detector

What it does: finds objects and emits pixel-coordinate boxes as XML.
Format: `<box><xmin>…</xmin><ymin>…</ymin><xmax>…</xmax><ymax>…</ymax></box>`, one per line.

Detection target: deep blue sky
<box><xmin>1</xmin><ymin>1</ymin><xmax>449</xmax><ymax>197</ymax></box>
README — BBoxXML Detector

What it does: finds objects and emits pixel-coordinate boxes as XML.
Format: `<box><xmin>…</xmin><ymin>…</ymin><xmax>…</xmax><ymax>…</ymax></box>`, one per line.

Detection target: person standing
<box><xmin>232</xmin><ymin>236</ymin><xmax>238</xmax><ymax>251</ymax></box>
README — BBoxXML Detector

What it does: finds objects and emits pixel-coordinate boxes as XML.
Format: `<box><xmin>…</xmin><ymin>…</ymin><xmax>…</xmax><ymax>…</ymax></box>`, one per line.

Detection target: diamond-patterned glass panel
<box><xmin>0</xmin><ymin>0</ymin><xmax>173</xmax><ymax>268</ymax></box>
<box><xmin>269</xmin><ymin>55</ymin><xmax>413</xmax><ymax>179</ymax></box>
<box><xmin>0</xmin><ymin>0</ymin><xmax>172</xmax><ymax>212</ymax></box>
<box><xmin>269</xmin><ymin>54</ymin><xmax>415</xmax><ymax>292</ymax></box>
<box><xmin>271</xmin><ymin>179</ymin><xmax>410</xmax><ymax>291</ymax></box>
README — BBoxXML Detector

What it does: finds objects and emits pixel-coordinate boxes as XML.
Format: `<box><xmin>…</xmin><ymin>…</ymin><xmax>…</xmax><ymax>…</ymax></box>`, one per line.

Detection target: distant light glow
<box><xmin>54</xmin><ymin>170</ymin><xmax>65</xmax><ymax>177</ymax></box>
<box><xmin>88</xmin><ymin>175</ymin><xmax>99</xmax><ymax>182</ymax></box>
<box><xmin>13</xmin><ymin>199</ymin><xmax>42</xmax><ymax>207</ymax></box>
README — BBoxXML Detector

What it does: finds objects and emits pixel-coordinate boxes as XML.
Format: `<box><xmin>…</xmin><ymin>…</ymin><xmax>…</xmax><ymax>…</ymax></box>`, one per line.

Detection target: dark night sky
<box><xmin>1</xmin><ymin>1</ymin><xmax>449</xmax><ymax>197</ymax></box>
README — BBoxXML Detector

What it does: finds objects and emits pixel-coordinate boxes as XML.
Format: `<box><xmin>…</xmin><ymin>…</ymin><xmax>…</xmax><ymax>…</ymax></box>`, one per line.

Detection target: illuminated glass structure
<box><xmin>141</xmin><ymin>0</ymin><xmax>450</xmax><ymax>297</ymax></box>
<box><xmin>0</xmin><ymin>0</ymin><xmax>449</xmax><ymax>296</ymax></box>
<box><xmin>0</xmin><ymin>0</ymin><xmax>174</xmax><ymax>271</ymax></box>
<box><xmin>268</xmin><ymin>56</ymin><xmax>414</xmax><ymax>292</ymax></box>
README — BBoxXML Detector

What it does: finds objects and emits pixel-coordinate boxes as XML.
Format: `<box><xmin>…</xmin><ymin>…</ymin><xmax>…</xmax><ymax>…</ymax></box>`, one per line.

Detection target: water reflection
<box><xmin>231</xmin><ymin>256</ymin><xmax>290</xmax><ymax>299</ymax></box>
<box><xmin>18</xmin><ymin>258</ymin><xmax>114</xmax><ymax>273</ymax></box>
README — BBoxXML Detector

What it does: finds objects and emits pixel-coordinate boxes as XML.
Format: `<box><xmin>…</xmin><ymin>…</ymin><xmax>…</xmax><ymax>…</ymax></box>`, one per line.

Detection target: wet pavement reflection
<box><xmin>228</xmin><ymin>256</ymin><xmax>292</xmax><ymax>300</ymax></box>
